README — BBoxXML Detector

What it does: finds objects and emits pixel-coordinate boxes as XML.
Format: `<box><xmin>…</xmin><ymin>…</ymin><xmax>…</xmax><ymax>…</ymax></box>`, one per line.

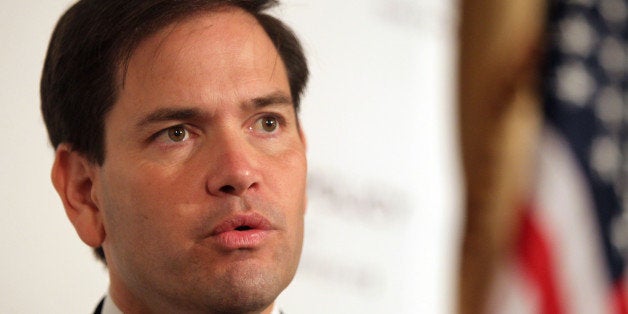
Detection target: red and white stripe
<box><xmin>488</xmin><ymin>127</ymin><xmax>624</xmax><ymax>314</ymax></box>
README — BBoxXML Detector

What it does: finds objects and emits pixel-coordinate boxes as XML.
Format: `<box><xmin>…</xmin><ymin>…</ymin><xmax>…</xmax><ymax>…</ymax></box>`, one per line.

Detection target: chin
<box><xmin>195</xmin><ymin>262</ymin><xmax>289</xmax><ymax>314</ymax></box>
<box><xmin>202</xmin><ymin>280</ymin><xmax>280</xmax><ymax>314</ymax></box>
<box><xmin>209</xmin><ymin>296</ymin><xmax>274</xmax><ymax>314</ymax></box>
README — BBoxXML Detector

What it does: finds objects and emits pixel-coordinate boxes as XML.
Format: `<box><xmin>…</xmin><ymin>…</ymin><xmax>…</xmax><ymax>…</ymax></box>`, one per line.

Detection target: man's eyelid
<box><xmin>250</xmin><ymin>112</ymin><xmax>288</xmax><ymax>129</ymax></box>
<box><xmin>147</xmin><ymin>123</ymin><xmax>198</xmax><ymax>143</ymax></box>
<box><xmin>137</xmin><ymin>107</ymin><xmax>206</xmax><ymax>134</ymax></box>
<box><xmin>255</xmin><ymin>103</ymin><xmax>294</xmax><ymax>122</ymax></box>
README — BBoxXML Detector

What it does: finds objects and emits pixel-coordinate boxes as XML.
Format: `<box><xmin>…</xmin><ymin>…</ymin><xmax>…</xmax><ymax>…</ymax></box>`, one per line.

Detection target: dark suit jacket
<box><xmin>93</xmin><ymin>298</ymin><xmax>104</xmax><ymax>314</ymax></box>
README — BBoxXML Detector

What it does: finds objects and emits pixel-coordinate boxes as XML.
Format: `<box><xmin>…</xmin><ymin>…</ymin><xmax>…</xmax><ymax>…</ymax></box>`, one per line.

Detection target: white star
<box><xmin>559</xmin><ymin>14</ymin><xmax>598</xmax><ymax>57</ymax></box>
<box><xmin>590</xmin><ymin>135</ymin><xmax>621</xmax><ymax>184</ymax></box>
<box><xmin>611</xmin><ymin>214</ymin><xmax>628</xmax><ymax>258</ymax></box>
<box><xmin>599</xmin><ymin>0</ymin><xmax>628</xmax><ymax>26</ymax></box>
<box><xmin>598</xmin><ymin>36</ymin><xmax>627</xmax><ymax>80</ymax></box>
<box><xmin>568</xmin><ymin>0</ymin><xmax>597</xmax><ymax>7</ymax></box>
<box><xmin>595</xmin><ymin>86</ymin><xmax>624</xmax><ymax>129</ymax></box>
<box><xmin>556</xmin><ymin>61</ymin><xmax>597</xmax><ymax>106</ymax></box>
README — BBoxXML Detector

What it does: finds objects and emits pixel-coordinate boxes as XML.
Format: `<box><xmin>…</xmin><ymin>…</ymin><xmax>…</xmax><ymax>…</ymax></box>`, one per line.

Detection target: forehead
<box><xmin>118</xmin><ymin>7</ymin><xmax>285</xmax><ymax>98</ymax></box>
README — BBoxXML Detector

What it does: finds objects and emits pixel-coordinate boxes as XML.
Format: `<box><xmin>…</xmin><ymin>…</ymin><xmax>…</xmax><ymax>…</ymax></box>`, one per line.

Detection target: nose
<box><xmin>205</xmin><ymin>132</ymin><xmax>261</xmax><ymax>197</ymax></box>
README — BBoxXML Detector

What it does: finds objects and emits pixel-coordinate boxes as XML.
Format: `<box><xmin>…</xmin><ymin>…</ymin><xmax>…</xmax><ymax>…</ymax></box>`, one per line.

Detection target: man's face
<box><xmin>91</xmin><ymin>8</ymin><xmax>306</xmax><ymax>313</ymax></box>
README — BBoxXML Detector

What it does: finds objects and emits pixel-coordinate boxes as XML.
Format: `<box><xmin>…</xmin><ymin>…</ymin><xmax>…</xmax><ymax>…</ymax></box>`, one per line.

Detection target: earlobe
<box><xmin>298</xmin><ymin>125</ymin><xmax>307</xmax><ymax>150</ymax></box>
<box><xmin>51</xmin><ymin>144</ymin><xmax>105</xmax><ymax>248</ymax></box>
<box><xmin>297</xmin><ymin>126</ymin><xmax>308</xmax><ymax>215</ymax></box>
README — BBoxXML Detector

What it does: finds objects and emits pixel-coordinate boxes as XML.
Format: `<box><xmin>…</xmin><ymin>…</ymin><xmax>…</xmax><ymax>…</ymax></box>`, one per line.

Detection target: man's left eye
<box><xmin>254</xmin><ymin>116</ymin><xmax>280</xmax><ymax>133</ymax></box>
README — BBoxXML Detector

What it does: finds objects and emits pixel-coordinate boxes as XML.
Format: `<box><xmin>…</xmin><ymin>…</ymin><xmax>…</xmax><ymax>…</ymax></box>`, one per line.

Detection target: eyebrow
<box><xmin>135</xmin><ymin>92</ymin><xmax>294</xmax><ymax>128</ymax></box>
<box><xmin>248</xmin><ymin>91</ymin><xmax>293</xmax><ymax>109</ymax></box>
<box><xmin>136</xmin><ymin>108</ymin><xmax>203</xmax><ymax>128</ymax></box>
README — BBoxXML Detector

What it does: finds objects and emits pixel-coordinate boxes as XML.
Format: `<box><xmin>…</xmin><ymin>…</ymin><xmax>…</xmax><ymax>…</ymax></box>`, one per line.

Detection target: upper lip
<box><xmin>210</xmin><ymin>212</ymin><xmax>273</xmax><ymax>236</ymax></box>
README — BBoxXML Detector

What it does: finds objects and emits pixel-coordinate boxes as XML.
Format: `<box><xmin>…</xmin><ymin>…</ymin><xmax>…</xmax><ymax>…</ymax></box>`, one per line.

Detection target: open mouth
<box><xmin>234</xmin><ymin>225</ymin><xmax>253</xmax><ymax>231</ymax></box>
<box><xmin>210</xmin><ymin>213</ymin><xmax>272</xmax><ymax>236</ymax></box>
<box><xmin>209</xmin><ymin>214</ymin><xmax>273</xmax><ymax>250</ymax></box>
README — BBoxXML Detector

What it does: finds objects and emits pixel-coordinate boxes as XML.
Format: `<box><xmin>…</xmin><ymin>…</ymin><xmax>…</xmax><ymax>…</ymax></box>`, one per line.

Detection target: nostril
<box><xmin>219</xmin><ymin>185</ymin><xmax>236</xmax><ymax>194</ymax></box>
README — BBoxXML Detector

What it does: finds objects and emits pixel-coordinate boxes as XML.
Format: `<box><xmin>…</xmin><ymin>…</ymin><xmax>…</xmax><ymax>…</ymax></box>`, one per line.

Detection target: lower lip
<box><xmin>212</xmin><ymin>230</ymin><xmax>271</xmax><ymax>250</ymax></box>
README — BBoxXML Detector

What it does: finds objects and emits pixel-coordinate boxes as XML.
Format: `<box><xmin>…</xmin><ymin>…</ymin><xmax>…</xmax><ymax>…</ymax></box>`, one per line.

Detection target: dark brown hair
<box><xmin>41</xmin><ymin>0</ymin><xmax>308</xmax><ymax>262</ymax></box>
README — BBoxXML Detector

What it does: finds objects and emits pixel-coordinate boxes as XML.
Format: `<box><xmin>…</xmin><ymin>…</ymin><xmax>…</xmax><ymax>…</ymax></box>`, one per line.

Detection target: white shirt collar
<box><xmin>102</xmin><ymin>295</ymin><xmax>123</xmax><ymax>314</ymax></box>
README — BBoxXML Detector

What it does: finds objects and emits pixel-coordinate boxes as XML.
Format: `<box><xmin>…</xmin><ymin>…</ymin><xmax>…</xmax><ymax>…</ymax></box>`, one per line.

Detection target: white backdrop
<box><xmin>0</xmin><ymin>0</ymin><xmax>461</xmax><ymax>313</ymax></box>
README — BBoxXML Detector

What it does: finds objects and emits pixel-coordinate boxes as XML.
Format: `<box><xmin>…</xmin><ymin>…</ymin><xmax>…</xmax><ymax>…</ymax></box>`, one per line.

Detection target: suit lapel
<box><xmin>93</xmin><ymin>297</ymin><xmax>104</xmax><ymax>314</ymax></box>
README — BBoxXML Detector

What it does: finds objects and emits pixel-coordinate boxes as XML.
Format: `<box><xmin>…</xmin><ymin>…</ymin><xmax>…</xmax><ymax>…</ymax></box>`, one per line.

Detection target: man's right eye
<box><xmin>167</xmin><ymin>125</ymin><xmax>189</xmax><ymax>142</ymax></box>
<box><xmin>149</xmin><ymin>125</ymin><xmax>191</xmax><ymax>144</ymax></box>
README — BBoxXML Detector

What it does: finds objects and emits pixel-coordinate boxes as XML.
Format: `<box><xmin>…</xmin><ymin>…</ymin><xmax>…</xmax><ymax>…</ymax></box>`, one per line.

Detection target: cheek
<box><xmin>98</xmin><ymin>162</ymin><xmax>202</xmax><ymax>244</ymax></box>
<box><xmin>270</xmin><ymin>148</ymin><xmax>307</xmax><ymax>202</ymax></box>
<box><xmin>98</xmin><ymin>169</ymin><xmax>204</xmax><ymax>277</ymax></box>
<box><xmin>99</xmin><ymin>173</ymin><xmax>156</xmax><ymax>243</ymax></box>
<box><xmin>105</xmin><ymin>159</ymin><xmax>203</xmax><ymax>205</ymax></box>
<box><xmin>272</xmin><ymin>149</ymin><xmax>307</xmax><ymax>231</ymax></box>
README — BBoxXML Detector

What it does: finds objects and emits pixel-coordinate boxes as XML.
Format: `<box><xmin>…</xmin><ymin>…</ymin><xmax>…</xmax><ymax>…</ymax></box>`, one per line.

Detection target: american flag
<box><xmin>489</xmin><ymin>0</ymin><xmax>628</xmax><ymax>313</ymax></box>
<box><xmin>457</xmin><ymin>0</ymin><xmax>628</xmax><ymax>312</ymax></box>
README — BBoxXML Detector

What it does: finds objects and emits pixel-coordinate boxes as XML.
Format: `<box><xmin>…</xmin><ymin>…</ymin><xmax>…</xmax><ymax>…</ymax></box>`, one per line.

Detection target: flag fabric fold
<box><xmin>458</xmin><ymin>0</ymin><xmax>627</xmax><ymax>313</ymax></box>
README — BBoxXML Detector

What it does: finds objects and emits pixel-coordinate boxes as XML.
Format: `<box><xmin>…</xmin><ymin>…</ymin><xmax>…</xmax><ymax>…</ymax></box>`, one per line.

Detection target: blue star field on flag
<box><xmin>543</xmin><ymin>0</ymin><xmax>628</xmax><ymax>285</ymax></box>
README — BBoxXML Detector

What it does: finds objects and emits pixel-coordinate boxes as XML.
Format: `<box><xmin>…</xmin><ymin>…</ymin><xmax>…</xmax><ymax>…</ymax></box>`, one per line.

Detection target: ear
<box><xmin>51</xmin><ymin>144</ymin><xmax>105</xmax><ymax>248</ymax></box>
<box><xmin>297</xmin><ymin>125</ymin><xmax>308</xmax><ymax>214</ymax></box>
<box><xmin>298</xmin><ymin>123</ymin><xmax>307</xmax><ymax>150</ymax></box>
